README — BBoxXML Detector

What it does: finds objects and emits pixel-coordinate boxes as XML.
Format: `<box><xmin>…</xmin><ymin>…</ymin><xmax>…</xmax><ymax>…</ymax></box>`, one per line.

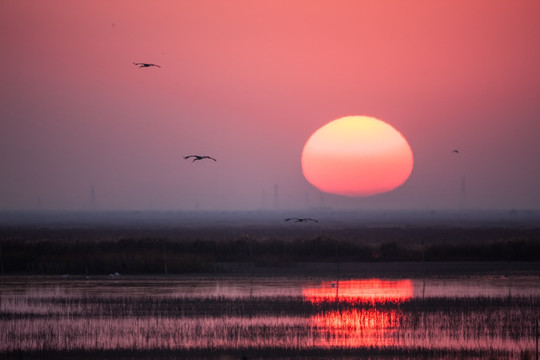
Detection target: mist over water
<box><xmin>1</xmin><ymin>209</ymin><xmax>539</xmax><ymax>229</ymax></box>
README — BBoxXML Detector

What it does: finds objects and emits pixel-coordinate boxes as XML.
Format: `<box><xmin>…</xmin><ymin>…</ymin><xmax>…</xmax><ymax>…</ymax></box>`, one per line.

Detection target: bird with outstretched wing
<box><xmin>284</xmin><ymin>217</ymin><xmax>318</xmax><ymax>223</ymax></box>
<box><xmin>184</xmin><ymin>155</ymin><xmax>217</xmax><ymax>162</ymax></box>
<box><xmin>133</xmin><ymin>62</ymin><xmax>161</xmax><ymax>68</ymax></box>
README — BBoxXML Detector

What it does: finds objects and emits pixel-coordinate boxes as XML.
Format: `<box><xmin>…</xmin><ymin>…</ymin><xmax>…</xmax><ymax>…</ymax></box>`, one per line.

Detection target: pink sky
<box><xmin>1</xmin><ymin>0</ymin><xmax>539</xmax><ymax>211</ymax></box>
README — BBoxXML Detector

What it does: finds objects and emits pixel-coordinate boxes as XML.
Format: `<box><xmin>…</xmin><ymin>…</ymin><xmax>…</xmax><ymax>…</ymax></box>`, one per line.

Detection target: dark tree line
<box><xmin>0</xmin><ymin>226</ymin><xmax>539</xmax><ymax>274</ymax></box>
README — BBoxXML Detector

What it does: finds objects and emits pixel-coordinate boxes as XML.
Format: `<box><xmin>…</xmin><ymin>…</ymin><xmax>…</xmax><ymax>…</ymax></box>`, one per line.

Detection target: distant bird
<box><xmin>452</xmin><ymin>149</ymin><xmax>460</xmax><ymax>154</ymax></box>
<box><xmin>133</xmin><ymin>62</ymin><xmax>161</xmax><ymax>68</ymax></box>
<box><xmin>184</xmin><ymin>155</ymin><xmax>217</xmax><ymax>162</ymax></box>
<box><xmin>285</xmin><ymin>217</ymin><xmax>318</xmax><ymax>223</ymax></box>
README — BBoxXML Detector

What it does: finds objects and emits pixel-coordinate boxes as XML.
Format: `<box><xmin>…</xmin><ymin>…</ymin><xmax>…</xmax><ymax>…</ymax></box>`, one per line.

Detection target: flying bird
<box><xmin>284</xmin><ymin>218</ymin><xmax>319</xmax><ymax>223</ymax></box>
<box><xmin>452</xmin><ymin>149</ymin><xmax>460</xmax><ymax>154</ymax></box>
<box><xmin>133</xmin><ymin>62</ymin><xmax>161</xmax><ymax>68</ymax></box>
<box><xmin>184</xmin><ymin>155</ymin><xmax>217</xmax><ymax>162</ymax></box>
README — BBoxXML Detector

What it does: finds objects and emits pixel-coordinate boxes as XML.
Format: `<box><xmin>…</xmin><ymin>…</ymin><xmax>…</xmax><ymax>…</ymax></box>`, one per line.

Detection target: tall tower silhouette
<box><xmin>273</xmin><ymin>184</ymin><xmax>279</xmax><ymax>210</ymax></box>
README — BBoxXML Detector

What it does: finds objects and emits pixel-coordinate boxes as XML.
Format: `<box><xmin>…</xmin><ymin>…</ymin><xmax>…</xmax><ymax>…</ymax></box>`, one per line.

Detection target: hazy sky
<box><xmin>1</xmin><ymin>0</ymin><xmax>539</xmax><ymax>211</ymax></box>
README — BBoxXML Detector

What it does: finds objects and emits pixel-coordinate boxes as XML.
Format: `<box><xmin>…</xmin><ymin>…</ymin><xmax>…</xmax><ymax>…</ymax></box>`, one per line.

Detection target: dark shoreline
<box><xmin>215</xmin><ymin>260</ymin><xmax>540</xmax><ymax>277</ymax></box>
<box><xmin>1</xmin><ymin>261</ymin><xmax>540</xmax><ymax>278</ymax></box>
<box><xmin>1</xmin><ymin>226</ymin><xmax>539</xmax><ymax>275</ymax></box>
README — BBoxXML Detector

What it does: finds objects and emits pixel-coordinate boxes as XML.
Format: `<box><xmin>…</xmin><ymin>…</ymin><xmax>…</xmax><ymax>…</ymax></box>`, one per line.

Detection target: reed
<box><xmin>1</xmin><ymin>290</ymin><xmax>537</xmax><ymax>359</ymax></box>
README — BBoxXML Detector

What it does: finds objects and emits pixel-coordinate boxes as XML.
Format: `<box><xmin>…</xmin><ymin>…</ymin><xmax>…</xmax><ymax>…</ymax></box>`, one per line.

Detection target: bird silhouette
<box><xmin>133</xmin><ymin>62</ymin><xmax>161</xmax><ymax>68</ymax></box>
<box><xmin>284</xmin><ymin>217</ymin><xmax>318</xmax><ymax>223</ymax></box>
<box><xmin>452</xmin><ymin>149</ymin><xmax>460</xmax><ymax>154</ymax></box>
<box><xmin>184</xmin><ymin>155</ymin><xmax>217</xmax><ymax>162</ymax></box>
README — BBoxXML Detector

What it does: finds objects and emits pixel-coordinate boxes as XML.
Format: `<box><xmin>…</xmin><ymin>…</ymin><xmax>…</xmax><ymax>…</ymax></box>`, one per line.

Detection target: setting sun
<box><xmin>301</xmin><ymin>116</ymin><xmax>414</xmax><ymax>197</ymax></box>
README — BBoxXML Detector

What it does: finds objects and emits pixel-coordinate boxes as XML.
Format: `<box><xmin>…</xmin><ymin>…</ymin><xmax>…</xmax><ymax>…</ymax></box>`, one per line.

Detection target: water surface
<box><xmin>1</xmin><ymin>274</ymin><xmax>538</xmax><ymax>359</ymax></box>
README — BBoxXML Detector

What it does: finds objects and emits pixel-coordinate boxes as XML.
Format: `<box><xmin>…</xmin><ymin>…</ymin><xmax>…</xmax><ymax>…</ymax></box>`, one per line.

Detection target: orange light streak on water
<box><xmin>303</xmin><ymin>279</ymin><xmax>414</xmax><ymax>349</ymax></box>
<box><xmin>303</xmin><ymin>279</ymin><xmax>414</xmax><ymax>303</ymax></box>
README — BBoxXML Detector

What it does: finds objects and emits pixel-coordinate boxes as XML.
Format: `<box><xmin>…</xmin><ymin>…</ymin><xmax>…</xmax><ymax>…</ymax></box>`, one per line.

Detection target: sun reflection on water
<box><xmin>303</xmin><ymin>279</ymin><xmax>414</xmax><ymax>303</ymax></box>
<box><xmin>303</xmin><ymin>279</ymin><xmax>414</xmax><ymax>348</ymax></box>
<box><xmin>2</xmin><ymin>277</ymin><xmax>536</xmax><ymax>356</ymax></box>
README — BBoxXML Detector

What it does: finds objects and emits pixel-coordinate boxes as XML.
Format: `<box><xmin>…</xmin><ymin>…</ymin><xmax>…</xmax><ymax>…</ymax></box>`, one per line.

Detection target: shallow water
<box><xmin>1</xmin><ymin>272</ymin><xmax>539</xmax><ymax>298</ymax></box>
<box><xmin>1</xmin><ymin>274</ymin><xmax>539</xmax><ymax>359</ymax></box>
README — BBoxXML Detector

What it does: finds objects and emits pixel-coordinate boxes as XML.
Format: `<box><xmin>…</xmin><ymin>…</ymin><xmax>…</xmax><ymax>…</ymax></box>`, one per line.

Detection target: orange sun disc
<box><xmin>301</xmin><ymin>115</ymin><xmax>414</xmax><ymax>197</ymax></box>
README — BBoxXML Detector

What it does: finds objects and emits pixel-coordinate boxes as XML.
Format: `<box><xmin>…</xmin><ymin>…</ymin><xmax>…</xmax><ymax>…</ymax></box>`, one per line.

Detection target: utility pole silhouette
<box><xmin>0</xmin><ymin>244</ymin><xmax>4</xmax><ymax>275</ymax></box>
<box><xmin>535</xmin><ymin>316</ymin><xmax>538</xmax><ymax>360</ymax></box>
<box><xmin>90</xmin><ymin>185</ymin><xmax>97</xmax><ymax>210</ymax></box>
<box><xmin>162</xmin><ymin>240</ymin><xmax>168</xmax><ymax>275</ymax></box>
<box><xmin>273</xmin><ymin>184</ymin><xmax>279</xmax><ymax>210</ymax></box>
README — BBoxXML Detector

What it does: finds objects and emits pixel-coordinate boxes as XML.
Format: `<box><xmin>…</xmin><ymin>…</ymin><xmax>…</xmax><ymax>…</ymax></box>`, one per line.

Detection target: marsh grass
<box><xmin>1</xmin><ymin>291</ymin><xmax>538</xmax><ymax>359</ymax></box>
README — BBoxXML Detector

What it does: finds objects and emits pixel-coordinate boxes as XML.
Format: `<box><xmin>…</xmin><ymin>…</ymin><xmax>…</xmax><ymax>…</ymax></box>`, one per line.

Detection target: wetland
<box><xmin>1</xmin><ymin>273</ymin><xmax>539</xmax><ymax>359</ymax></box>
<box><xmin>1</xmin><ymin>210</ymin><xmax>539</xmax><ymax>359</ymax></box>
